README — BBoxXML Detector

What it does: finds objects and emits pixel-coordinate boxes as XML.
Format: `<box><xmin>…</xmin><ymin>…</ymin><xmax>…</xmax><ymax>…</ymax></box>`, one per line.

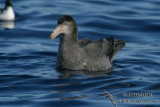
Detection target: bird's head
<box><xmin>6</xmin><ymin>0</ymin><xmax>12</xmax><ymax>7</ymax></box>
<box><xmin>50</xmin><ymin>15</ymin><xmax>78</xmax><ymax>40</ymax></box>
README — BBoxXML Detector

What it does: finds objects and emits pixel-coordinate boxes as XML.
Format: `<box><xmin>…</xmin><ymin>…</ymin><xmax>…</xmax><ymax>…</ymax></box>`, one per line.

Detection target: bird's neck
<box><xmin>5</xmin><ymin>0</ymin><xmax>12</xmax><ymax>9</ymax></box>
<box><xmin>5</xmin><ymin>6</ymin><xmax>12</xmax><ymax>10</ymax></box>
<box><xmin>60</xmin><ymin>33</ymin><xmax>78</xmax><ymax>48</ymax></box>
<box><xmin>58</xmin><ymin>33</ymin><xmax>79</xmax><ymax>57</ymax></box>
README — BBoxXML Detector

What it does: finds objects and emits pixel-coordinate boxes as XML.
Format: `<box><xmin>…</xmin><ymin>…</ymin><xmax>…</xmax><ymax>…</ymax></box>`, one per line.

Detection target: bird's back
<box><xmin>78</xmin><ymin>37</ymin><xmax>114</xmax><ymax>71</ymax></box>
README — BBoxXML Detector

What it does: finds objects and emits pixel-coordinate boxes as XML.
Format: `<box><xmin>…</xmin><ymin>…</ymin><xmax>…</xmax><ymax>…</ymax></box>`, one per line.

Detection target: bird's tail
<box><xmin>107</xmin><ymin>36</ymin><xmax>125</xmax><ymax>62</ymax></box>
<box><xmin>107</xmin><ymin>36</ymin><xmax>114</xmax><ymax>61</ymax></box>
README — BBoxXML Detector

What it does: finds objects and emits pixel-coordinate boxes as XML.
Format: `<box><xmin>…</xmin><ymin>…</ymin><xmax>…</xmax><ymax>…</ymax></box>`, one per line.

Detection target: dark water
<box><xmin>0</xmin><ymin>0</ymin><xmax>160</xmax><ymax>107</ymax></box>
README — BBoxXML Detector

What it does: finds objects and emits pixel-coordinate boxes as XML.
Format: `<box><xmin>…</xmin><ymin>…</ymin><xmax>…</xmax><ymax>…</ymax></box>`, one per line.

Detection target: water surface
<box><xmin>0</xmin><ymin>0</ymin><xmax>160</xmax><ymax>107</ymax></box>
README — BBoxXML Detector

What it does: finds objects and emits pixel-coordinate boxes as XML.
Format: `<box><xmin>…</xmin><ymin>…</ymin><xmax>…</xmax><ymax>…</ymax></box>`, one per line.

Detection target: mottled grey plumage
<box><xmin>51</xmin><ymin>15</ymin><xmax>125</xmax><ymax>71</ymax></box>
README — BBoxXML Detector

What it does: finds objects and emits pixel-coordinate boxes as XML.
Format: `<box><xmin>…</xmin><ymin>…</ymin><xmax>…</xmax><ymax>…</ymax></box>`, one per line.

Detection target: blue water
<box><xmin>0</xmin><ymin>0</ymin><xmax>160</xmax><ymax>107</ymax></box>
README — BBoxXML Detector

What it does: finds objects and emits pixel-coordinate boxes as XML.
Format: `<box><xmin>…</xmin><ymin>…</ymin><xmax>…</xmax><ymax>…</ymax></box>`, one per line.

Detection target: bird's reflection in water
<box><xmin>0</xmin><ymin>21</ymin><xmax>14</xmax><ymax>30</ymax></box>
<box><xmin>58</xmin><ymin>69</ymin><xmax>112</xmax><ymax>79</ymax></box>
<box><xmin>52</xmin><ymin>69</ymin><xmax>113</xmax><ymax>100</ymax></box>
<box><xmin>60</xmin><ymin>95</ymin><xmax>85</xmax><ymax>100</ymax></box>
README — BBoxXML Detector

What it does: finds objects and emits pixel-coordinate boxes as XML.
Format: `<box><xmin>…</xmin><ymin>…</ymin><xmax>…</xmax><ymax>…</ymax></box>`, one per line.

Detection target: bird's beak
<box><xmin>50</xmin><ymin>25</ymin><xmax>62</xmax><ymax>40</ymax></box>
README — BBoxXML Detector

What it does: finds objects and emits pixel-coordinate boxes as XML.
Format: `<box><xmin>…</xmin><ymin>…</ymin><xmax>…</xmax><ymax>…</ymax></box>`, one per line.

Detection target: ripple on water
<box><xmin>0</xmin><ymin>0</ymin><xmax>160</xmax><ymax>107</ymax></box>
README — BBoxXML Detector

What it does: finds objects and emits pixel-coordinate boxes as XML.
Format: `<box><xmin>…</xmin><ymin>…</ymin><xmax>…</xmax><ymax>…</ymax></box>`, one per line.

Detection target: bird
<box><xmin>50</xmin><ymin>15</ymin><xmax>125</xmax><ymax>71</ymax></box>
<box><xmin>0</xmin><ymin>0</ymin><xmax>15</xmax><ymax>21</ymax></box>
